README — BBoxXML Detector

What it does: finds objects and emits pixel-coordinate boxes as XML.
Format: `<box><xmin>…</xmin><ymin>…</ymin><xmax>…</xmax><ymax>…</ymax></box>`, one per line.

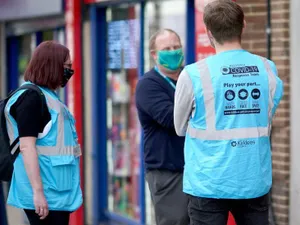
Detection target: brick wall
<box><xmin>238</xmin><ymin>0</ymin><xmax>290</xmax><ymax>224</ymax></box>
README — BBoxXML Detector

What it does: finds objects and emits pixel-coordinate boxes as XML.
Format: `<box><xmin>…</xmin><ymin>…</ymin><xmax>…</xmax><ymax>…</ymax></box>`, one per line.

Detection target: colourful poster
<box><xmin>195</xmin><ymin>0</ymin><xmax>216</xmax><ymax>61</ymax></box>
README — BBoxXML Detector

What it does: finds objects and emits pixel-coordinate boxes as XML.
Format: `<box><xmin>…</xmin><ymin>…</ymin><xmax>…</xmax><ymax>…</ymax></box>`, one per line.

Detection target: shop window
<box><xmin>42</xmin><ymin>30</ymin><xmax>54</xmax><ymax>41</ymax></box>
<box><xmin>106</xmin><ymin>3</ymin><xmax>141</xmax><ymax>221</ymax></box>
<box><xmin>18</xmin><ymin>34</ymin><xmax>34</xmax><ymax>86</ymax></box>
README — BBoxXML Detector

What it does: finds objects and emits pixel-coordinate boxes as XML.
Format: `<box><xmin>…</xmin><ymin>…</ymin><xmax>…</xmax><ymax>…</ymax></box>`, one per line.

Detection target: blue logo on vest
<box><xmin>238</xmin><ymin>89</ymin><xmax>248</xmax><ymax>100</ymax></box>
<box><xmin>221</xmin><ymin>66</ymin><xmax>230</xmax><ymax>75</ymax></box>
<box><xmin>251</xmin><ymin>89</ymin><xmax>261</xmax><ymax>100</ymax></box>
<box><xmin>231</xmin><ymin>140</ymin><xmax>256</xmax><ymax>148</ymax></box>
<box><xmin>231</xmin><ymin>141</ymin><xmax>237</xmax><ymax>147</ymax></box>
<box><xmin>221</xmin><ymin>65</ymin><xmax>260</xmax><ymax>76</ymax></box>
<box><xmin>225</xmin><ymin>90</ymin><xmax>235</xmax><ymax>101</ymax></box>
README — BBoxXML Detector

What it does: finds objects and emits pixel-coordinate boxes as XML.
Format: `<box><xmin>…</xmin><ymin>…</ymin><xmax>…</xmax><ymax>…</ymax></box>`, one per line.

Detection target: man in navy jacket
<box><xmin>135</xmin><ymin>29</ymin><xmax>189</xmax><ymax>225</ymax></box>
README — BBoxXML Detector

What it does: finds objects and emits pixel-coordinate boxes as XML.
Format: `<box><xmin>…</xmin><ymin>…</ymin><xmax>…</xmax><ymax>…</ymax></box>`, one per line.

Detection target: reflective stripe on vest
<box><xmin>186</xmin><ymin>57</ymin><xmax>277</xmax><ymax>141</ymax></box>
<box><xmin>6</xmin><ymin>89</ymin><xmax>81</xmax><ymax>157</ymax></box>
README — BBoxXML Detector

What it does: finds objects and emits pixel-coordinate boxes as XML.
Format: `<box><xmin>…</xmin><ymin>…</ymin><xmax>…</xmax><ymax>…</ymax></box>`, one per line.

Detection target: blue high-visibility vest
<box><xmin>4</xmin><ymin>82</ymin><xmax>82</xmax><ymax>211</ymax></box>
<box><xmin>182</xmin><ymin>50</ymin><xmax>283</xmax><ymax>199</ymax></box>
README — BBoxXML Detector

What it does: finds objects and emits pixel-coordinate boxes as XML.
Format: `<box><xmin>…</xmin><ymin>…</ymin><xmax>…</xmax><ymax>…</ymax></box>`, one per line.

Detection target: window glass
<box><xmin>106</xmin><ymin>3</ymin><xmax>141</xmax><ymax>221</ymax></box>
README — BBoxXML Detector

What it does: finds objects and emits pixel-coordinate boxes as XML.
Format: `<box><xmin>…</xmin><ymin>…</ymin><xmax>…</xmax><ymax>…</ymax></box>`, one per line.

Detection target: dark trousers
<box><xmin>146</xmin><ymin>169</ymin><xmax>190</xmax><ymax>225</ymax></box>
<box><xmin>24</xmin><ymin>209</ymin><xmax>70</xmax><ymax>225</ymax></box>
<box><xmin>188</xmin><ymin>193</ymin><xmax>269</xmax><ymax>225</ymax></box>
<box><xmin>0</xmin><ymin>184</ymin><xmax>8</xmax><ymax>225</ymax></box>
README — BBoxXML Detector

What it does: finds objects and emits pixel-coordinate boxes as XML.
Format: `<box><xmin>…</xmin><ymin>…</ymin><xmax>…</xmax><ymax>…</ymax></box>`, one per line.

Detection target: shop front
<box><xmin>83</xmin><ymin>0</ymin><xmax>195</xmax><ymax>224</ymax></box>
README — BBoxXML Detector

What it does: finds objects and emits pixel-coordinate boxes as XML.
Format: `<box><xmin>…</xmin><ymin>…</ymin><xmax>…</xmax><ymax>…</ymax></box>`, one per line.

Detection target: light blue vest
<box><xmin>5</xmin><ymin>82</ymin><xmax>82</xmax><ymax>211</ymax></box>
<box><xmin>183</xmin><ymin>50</ymin><xmax>283</xmax><ymax>199</ymax></box>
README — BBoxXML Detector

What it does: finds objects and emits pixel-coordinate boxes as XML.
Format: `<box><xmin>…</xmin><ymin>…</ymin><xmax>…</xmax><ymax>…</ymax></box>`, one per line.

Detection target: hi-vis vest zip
<box><xmin>175</xmin><ymin>51</ymin><xmax>283</xmax><ymax>199</ymax></box>
<box><xmin>4</xmin><ymin>83</ymin><xmax>82</xmax><ymax>211</ymax></box>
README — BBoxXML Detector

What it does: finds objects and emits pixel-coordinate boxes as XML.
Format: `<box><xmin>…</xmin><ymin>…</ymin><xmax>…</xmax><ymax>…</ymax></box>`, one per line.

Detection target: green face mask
<box><xmin>157</xmin><ymin>48</ymin><xmax>184</xmax><ymax>71</ymax></box>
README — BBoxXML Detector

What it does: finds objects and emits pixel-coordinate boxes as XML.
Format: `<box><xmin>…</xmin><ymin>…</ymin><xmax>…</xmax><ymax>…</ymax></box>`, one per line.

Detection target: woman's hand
<box><xmin>33</xmin><ymin>189</ymin><xmax>49</xmax><ymax>219</ymax></box>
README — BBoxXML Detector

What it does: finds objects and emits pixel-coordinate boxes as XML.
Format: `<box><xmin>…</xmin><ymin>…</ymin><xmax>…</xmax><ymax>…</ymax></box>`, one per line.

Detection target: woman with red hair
<box><xmin>4</xmin><ymin>41</ymin><xmax>82</xmax><ymax>225</ymax></box>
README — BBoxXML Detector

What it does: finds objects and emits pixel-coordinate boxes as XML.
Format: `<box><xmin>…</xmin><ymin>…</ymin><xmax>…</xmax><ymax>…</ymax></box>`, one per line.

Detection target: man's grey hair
<box><xmin>149</xmin><ymin>29</ymin><xmax>181</xmax><ymax>52</ymax></box>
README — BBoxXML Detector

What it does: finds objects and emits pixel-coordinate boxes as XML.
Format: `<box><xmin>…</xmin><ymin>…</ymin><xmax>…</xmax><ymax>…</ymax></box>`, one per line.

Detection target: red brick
<box><xmin>272</xmin><ymin>12</ymin><xmax>290</xmax><ymax>20</ymax></box>
<box><xmin>245</xmin><ymin>15</ymin><xmax>267</xmax><ymax>23</ymax></box>
<box><xmin>272</xmin><ymin>2</ymin><xmax>289</xmax><ymax>11</ymax></box>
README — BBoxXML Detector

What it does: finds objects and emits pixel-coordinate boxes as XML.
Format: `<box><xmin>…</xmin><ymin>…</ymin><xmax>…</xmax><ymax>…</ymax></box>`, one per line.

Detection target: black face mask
<box><xmin>61</xmin><ymin>68</ymin><xmax>74</xmax><ymax>87</ymax></box>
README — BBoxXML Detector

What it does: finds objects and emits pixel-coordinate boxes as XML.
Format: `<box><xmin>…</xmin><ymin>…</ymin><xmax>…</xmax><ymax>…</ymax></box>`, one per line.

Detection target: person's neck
<box><xmin>214</xmin><ymin>41</ymin><xmax>243</xmax><ymax>54</ymax></box>
<box><xmin>156</xmin><ymin>65</ymin><xmax>180</xmax><ymax>81</ymax></box>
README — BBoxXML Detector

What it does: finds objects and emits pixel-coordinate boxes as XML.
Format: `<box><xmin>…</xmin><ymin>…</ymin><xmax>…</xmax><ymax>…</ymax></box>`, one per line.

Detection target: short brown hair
<box><xmin>149</xmin><ymin>29</ymin><xmax>181</xmax><ymax>51</ymax></box>
<box><xmin>24</xmin><ymin>41</ymin><xmax>70</xmax><ymax>90</ymax></box>
<box><xmin>203</xmin><ymin>0</ymin><xmax>244</xmax><ymax>44</ymax></box>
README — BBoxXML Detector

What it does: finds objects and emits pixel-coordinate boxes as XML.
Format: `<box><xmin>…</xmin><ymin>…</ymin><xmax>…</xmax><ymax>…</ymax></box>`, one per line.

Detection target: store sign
<box><xmin>0</xmin><ymin>0</ymin><xmax>63</xmax><ymax>21</ymax></box>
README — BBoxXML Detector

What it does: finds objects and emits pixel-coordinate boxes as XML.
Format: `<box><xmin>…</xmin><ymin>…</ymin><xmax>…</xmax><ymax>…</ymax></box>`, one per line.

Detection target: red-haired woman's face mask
<box><xmin>61</xmin><ymin>68</ymin><xmax>74</xmax><ymax>87</ymax></box>
<box><xmin>62</xmin><ymin>60</ymin><xmax>74</xmax><ymax>87</ymax></box>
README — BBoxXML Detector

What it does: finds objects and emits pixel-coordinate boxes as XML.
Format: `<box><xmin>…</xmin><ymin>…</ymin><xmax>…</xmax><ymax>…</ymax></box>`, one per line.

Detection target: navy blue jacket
<box><xmin>135</xmin><ymin>68</ymin><xmax>185</xmax><ymax>172</ymax></box>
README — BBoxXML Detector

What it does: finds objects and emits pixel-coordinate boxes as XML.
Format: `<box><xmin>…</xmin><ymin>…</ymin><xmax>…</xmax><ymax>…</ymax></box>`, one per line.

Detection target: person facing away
<box><xmin>5</xmin><ymin>41</ymin><xmax>82</xmax><ymax>225</ymax></box>
<box><xmin>135</xmin><ymin>29</ymin><xmax>189</xmax><ymax>225</ymax></box>
<box><xmin>174</xmin><ymin>1</ymin><xmax>284</xmax><ymax>225</ymax></box>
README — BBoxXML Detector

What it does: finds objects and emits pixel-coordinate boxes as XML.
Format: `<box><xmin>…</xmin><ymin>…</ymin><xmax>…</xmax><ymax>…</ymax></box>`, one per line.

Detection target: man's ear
<box><xmin>204</xmin><ymin>26</ymin><xmax>208</xmax><ymax>34</ymax></box>
<box><xmin>150</xmin><ymin>50</ymin><xmax>158</xmax><ymax>61</ymax></box>
<box><xmin>206</xmin><ymin>28</ymin><xmax>213</xmax><ymax>40</ymax></box>
<box><xmin>242</xmin><ymin>20</ymin><xmax>247</xmax><ymax>35</ymax></box>
<box><xmin>205</xmin><ymin>28</ymin><xmax>216</xmax><ymax>48</ymax></box>
<box><xmin>204</xmin><ymin>27</ymin><xmax>210</xmax><ymax>37</ymax></box>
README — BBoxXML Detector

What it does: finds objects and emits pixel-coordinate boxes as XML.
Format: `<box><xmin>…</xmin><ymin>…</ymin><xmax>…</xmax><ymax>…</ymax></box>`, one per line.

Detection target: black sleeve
<box><xmin>136</xmin><ymin>78</ymin><xmax>174</xmax><ymax>129</ymax></box>
<box><xmin>10</xmin><ymin>90</ymin><xmax>51</xmax><ymax>138</ymax></box>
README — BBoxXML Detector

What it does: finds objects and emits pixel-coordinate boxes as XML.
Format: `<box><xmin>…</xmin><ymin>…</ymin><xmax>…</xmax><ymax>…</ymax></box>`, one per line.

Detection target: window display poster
<box><xmin>195</xmin><ymin>0</ymin><xmax>215</xmax><ymax>61</ymax></box>
<box><xmin>107</xmin><ymin>19</ymin><xmax>139</xmax><ymax>69</ymax></box>
<box><xmin>110</xmin><ymin>72</ymin><xmax>130</xmax><ymax>103</ymax></box>
<box><xmin>107</xmin><ymin>21</ymin><xmax>122</xmax><ymax>69</ymax></box>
